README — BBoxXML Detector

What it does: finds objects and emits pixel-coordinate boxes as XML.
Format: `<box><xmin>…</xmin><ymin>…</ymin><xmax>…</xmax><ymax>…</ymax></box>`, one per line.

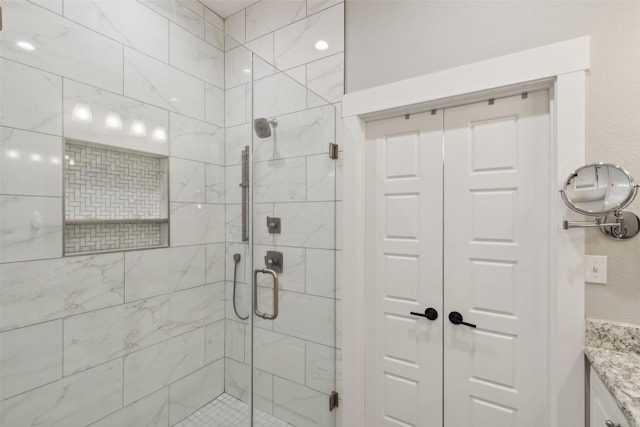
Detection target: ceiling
<box><xmin>200</xmin><ymin>0</ymin><xmax>257</xmax><ymax>18</ymax></box>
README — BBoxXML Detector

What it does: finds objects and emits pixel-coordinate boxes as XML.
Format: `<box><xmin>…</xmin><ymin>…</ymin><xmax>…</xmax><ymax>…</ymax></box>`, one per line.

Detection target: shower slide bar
<box><xmin>240</xmin><ymin>146</ymin><xmax>249</xmax><ymax>242</ymax></box>
<box><xmin>254</xmin><ymin>268</ymin><xmax>279</xmax><ymax>320</ymax></box>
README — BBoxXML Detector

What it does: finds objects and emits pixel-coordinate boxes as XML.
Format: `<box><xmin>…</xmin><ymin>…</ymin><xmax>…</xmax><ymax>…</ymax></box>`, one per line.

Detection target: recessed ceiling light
<box><xmin>315</xmin><ymin>40</ymin><xmax>329</xmax><ymax>51</ymax></box>
<box><xmin>6</xmin><ymin>150</ymin><xmax>20</xmax><ymax>159</ymax></box>
<box><xmin>130</xmin><ymin>120</ymin><xmax>147</xmax><ymax>137</ymax></box>
<box><xmin>16</xmin><ymin>41</ymin><xmax>35</xmax><ymax>51</ymax></box>
<box><xmin>72</xmin><ymin>102</ymin><xmax>93</xmax><ymax>123</ymax></box>
<box><xmin>152</xmin><ymin>126</ymin><xmax>167</xmax><ymax>142</ymax></box>
<box><xmin>242</xmin><ymin>68</ymin><xmax>251</xmax><ymax>75</ymax></box>
<box><xmin>30</xmin><ymin>153</ymin><xmax>42</xmax><ymax>162</ymax></box>
<box><xmin>105</xmin><ymin>111</ymin><xmax>123</xmax><ymax>130</ymax></box>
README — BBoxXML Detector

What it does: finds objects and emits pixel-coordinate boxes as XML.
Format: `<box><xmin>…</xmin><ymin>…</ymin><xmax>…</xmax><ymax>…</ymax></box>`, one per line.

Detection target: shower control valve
<box><xmin>264</xmin><ymin>251</ymin><xmax>283</xmax><ymax>273</ymax></box>
<box><xmin>267</xmin><ymin>217</ymin><xmax>281</xmax><ymax>234</ymax></box>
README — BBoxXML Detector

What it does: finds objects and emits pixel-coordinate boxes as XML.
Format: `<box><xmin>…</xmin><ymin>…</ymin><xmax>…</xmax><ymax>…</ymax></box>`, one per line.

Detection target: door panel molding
<box><xmin>342</xmin><ymin>37</ymin><xmax>589</xmax><ymax>427</ymax></box>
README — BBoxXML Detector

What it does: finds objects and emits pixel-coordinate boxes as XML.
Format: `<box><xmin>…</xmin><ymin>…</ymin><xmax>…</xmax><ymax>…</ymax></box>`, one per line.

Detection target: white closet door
<box><xmin>365</xmin><ymin>111</ymin><xmax>444</xmax><ymax>427</ymax></box>
<box><xmin>443</xmin><ymin>91</ymin><xmax>550</xmax><ymax>427</ymax></box>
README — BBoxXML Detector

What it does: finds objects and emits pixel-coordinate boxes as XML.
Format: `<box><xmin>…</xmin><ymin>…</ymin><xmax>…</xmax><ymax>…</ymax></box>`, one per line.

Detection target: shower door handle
<box><xmin>254</xmin><ymin>268</ymin><xmax>279</xmax><ymax>320</ymax></box>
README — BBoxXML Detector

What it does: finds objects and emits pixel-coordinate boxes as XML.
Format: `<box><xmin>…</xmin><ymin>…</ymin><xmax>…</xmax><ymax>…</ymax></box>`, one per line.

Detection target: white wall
<box><xmin>345</xmin><ymin>0</ymin><xmax>640</xmax><ymax>325</ymax></box>
<box><xmin>0</xmin><ymin>1</ymin><xmax>226</xmax><ymax>425</ymax></box>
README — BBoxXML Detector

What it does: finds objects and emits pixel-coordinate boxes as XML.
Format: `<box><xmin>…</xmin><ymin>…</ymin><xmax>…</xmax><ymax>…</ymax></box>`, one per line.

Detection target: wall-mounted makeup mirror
<box><xmin>560</xmin><ymin>163</ymin><xmax>640</xmax><ymax>240</ymax></box>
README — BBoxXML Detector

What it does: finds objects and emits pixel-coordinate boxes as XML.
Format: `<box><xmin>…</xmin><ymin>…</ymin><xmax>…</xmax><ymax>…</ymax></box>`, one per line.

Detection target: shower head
<box><xmin>253</xmin><ymin>118</ymin><xmax>278</xmax><ymax>138</ymax></box>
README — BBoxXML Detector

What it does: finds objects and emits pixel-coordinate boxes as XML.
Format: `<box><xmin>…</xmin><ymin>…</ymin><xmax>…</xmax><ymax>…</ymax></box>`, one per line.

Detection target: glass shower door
<box><xmin>250</xmin><ymin>53</ymin><xmax>338</xmax><ymax>427</ymax></box>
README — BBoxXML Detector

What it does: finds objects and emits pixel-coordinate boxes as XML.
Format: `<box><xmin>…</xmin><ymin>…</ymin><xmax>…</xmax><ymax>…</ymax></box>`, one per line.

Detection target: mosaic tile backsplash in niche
<box><xmin>65</xmin><ymin>142</ymin><xmax>165</xmax><ymax>220</ymax></box>
<box><xmin>64</xmin><ymin>141</ymin><xmax>168</xmax><ymax>255</ymax></box>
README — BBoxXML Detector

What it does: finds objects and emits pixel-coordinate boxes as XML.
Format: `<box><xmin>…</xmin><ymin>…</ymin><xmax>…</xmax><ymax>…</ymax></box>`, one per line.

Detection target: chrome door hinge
<box><xmin>329</xmin><ymin>391</ymin><xmax>339</xmax><ymax>411</ymax></box>
<box><xmin>329</xmin><ymin>143</ymin><xmax>339</xmax><ymax>160</ymax></box>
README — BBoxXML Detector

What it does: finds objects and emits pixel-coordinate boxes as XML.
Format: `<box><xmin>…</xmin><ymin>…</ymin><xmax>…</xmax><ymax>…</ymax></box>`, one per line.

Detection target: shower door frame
<box><xmin>341</xmin><ymin>36</ymin><xmax>590</xmax><ymax>427</ymax></box>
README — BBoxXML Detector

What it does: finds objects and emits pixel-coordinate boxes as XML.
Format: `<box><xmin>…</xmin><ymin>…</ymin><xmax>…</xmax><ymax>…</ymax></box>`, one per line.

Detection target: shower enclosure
<box><xmin>0</xmin><ymin>2</ymin><xmax>337</xmax><ymax>426</ymax></box>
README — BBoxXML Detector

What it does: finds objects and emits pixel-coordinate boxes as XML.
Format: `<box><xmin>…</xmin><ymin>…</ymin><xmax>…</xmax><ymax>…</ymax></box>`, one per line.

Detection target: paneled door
<box><xmin>365</xmin><ymin>90</ymin><xmax>551</xmax><ymax>426</ymax></box>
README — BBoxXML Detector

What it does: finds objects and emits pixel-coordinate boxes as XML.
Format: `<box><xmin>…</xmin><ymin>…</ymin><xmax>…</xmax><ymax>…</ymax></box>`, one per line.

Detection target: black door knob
<box><xmin>448</xmin><ymin>311</ymin><xmax>477</xmax><ymax>328</ymax></box>
<box><xmin>410</xmin><ymin>307</ymin><xmax>438</xmax><ymax>320</ymax></box>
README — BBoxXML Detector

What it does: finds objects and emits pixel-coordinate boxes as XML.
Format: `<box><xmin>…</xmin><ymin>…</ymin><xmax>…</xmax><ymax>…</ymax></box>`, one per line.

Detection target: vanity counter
<box><xmin>586</xmin><ymin>346</ymin><xmax>640</xmax><ymax>427</ymax></box>
<box><xmin>586</xmin><ymin>318</ymin><xmax>640</xmax><ymax>427</ymax></box>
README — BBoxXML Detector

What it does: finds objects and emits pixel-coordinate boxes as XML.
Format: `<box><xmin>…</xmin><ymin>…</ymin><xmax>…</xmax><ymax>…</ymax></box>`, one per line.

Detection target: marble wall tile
<box><xmin>253</xmin><ymin>157</ymin><xmax>306</xmax><ymax>203</ymax></box>
<box><xmin>170</xmin><ymin>158</ymin><xmax>206</xmax><ymax>203</ymax></box>
<box><xmin>225</xmin><ymin>319</ymin><xmax>246</xmax><ymax>362</ymax></box>
<box><xmin>1</xmin><ymin>1</ymin><xmax>122</xmax><ymax>93</ymax></box>
<box><xmin>225</xmin><ymin>124</ymin><xmax>251</xmax><ymax>166</ymax></box>
<box><xmin>246</xmin><ymin>33</ymin><xmax>274</xmax><ymax>65</ymax></box>
<box><xmin>123</xmin><ymin>328</ymin><xmax>205</xmax><ymax>405</ymax></box>
<box><xmin>205</xmin><ymin>83</ymin><xmax>225</xmax><ymax>127</ymax></box>
<box><xmin>225</xmin><ymin>164</ymin><xmax>242</xmax><ymax>204</ymax></box>
<box><xmin>169</xmin><ymin>359</ymin><xmax>224</xmax><ymax>424</ymax></box>
<box><xmin>274</xmin><ymin>291</ymin><xmax>335</xmax><ymax>347</ymax></box>
<box><xmin>225</xmin><ymin>84</ymin><xmax>251</xmax><ymax>127</ymax></box>
<box><xmin>31</xmin><ymin>0</ymin><xmax>63</xmax><ymax>15</ymax></box>
<box><xmin>335</xmin><ymin>200</ymin><xmax>342</xmax><ymax>250</ymax></box>
<box><xmin>205</xmin><ymin>22</ymin><xmax>225</xmax><ymax>51</ymax></box>
<box><xmin>306</xmin><ymin>249</ymin><xmax>335</xmax><ymax>297</ymax></box>
<box><xmin>307</xmin><ymin>0</ymin><xmax>342</xmax><ymax>16</ymax></box>
<box><xmin>125</xmin><ymin>245</ymin><xmax>206</xmax><ymax>302</ymax></box>
<box><xmin>253</xmin><ymin>55</ymin><xmax>276</xmax><ymax>80</ymax></box>
<box><xmin>205</xmin><ymin>319</ymin><xmax>225</xmax><ymax>364</ymax></box>
<box><xmin>273</xmin><ymin>201</ymin><xmax>335</xmax><ymax>249</ymax></box>
<box><xmin>206</xmin><ymin>242</ymin><xmax>226</xmax><ymax>284</ymax></box>
<box><xmin>1</xmin><ymin>253</ymin><xmax>124</xmax><ymax>331</ymax></box>
<box><xmin>0</xmin><ymin>195</ymin><xmax>62</xmax><ymax>263</ymax></box>
<box><xmin>245</xmin><ymin>0</ymin><xmax>305</xmax><ymax>42</ymax></box>
<box><xmin>170</xmin><ymin>202</ymin><xmax>225</xmax><ymax>246</ymax></box>
<box><xmin>63</xmin><ymin>79</ymin><xmax>169</xmax><ymax>156</ymax></box>
<box><xmin>274</xmin><ymin>3</ymin><xmax>343</xmax><ymax>71</ymax></box>
<box><xmin>254</xmin><ymin>327</ymin><xmax>306</xmax><ymax>384</ymax></box>
<box><xmin>254</xmin><ymin>72</ymin><xmax>307</xmax><ymax>119</ymax></box>
<box><xmin>124</xmin><ymin>48</ymin><xmax>205</xmax><ymax>120</ymax></box>
<box><xmin>252</xmin><ymin>105</ymin><xmax>335</xmax><ymax>162</ymax></box>
<box><xmin>205</xmin><ymin>7</ymin><xmax>224</xmax><ymax>31</ymax></box>
<box><xmin>90</xmin><ymin>387</ymin><xmax>169</xmax><ymax>427</ymax></box>
<box><xmin>253</xmin><ymin>203</ymin><xmax>276</xmax><ymax>245</ymax></box>
<box><xmin>63</xmin><ymin>0</ymin><xmax>169</xmax><ymax>62</ymax></box>
<box><xmin>225</xmin><ymin>46</ymin><xmax>252</xmax><ymax>89</ymax></box>
<box><xmin>140</xmin><ymin>0</ymin><xmax>205</xmax><ymax>38</ymax></box>
<box><xmin>224</xmin><ymin>358</ymin><xmax>274</xmax><ymax>414</ymax></box>
<box><xmin>305</xmin><ymin>341</ymin><xmax>335</xmax><ymax>394</ymax></box>
<box><xmin>306</xmin><ymin>53</ymin><xmax>344</xmax><ymax>103</ymax></box>
<box><xmin>273</xmin><ymin>376</ymin><xmax>334</xmax><ymax>427</ymax></box>
<box><xmin>307</xmin><ymin>153</ymin><xmax>336</xmax><ymax>201</ymax></box>
<box><xmin>0</xmin><ymin>127</ymin><xmax>62</xmax><ymax>197</ymax></box>
<box><xmin>225</xmin><ymin>204</ymin><xmax>243</xmax><ymax>243</ymax></box>
<box><xmin>0</xmin><ymin>359</ymin><xmax>123</xmax><ymax>427</ymax></box>
<box><xmin>170</xmin><ymin>112</ymin><xmax>224</xmax><ymax>164</ymax></box>
<box><xmin>225</xmin><ymin>10</ymin><xmax>246</xmax><ymax>44</ymax></box>
<box><xmin>170</xmin><ymin>23</ymin><xmax>224</xmax><ymax>88</ymax></box>
<box><xmin>63</xmin><ymin>283</ymin><xmax>223</xmax><ymax>374</ymax></box>
<box><xmin>205</xmin><ymin>164</ymin><xmax>225</xmax><ymax>204</ymax></box>
<box><xmin>285</xmin><ymin>65</ymin><xmax>307</xmax><ymax>86</ymax></box>
<box><xmin>0</xmin><ymin>320</ymin><xmax>63</xmax><ymax>399</ymax></box>
<box><xmin>177</xmin><ymin>0</ymin><xmax>204</xmax><ymax>18</ymax></box>
<box><xmin>0</xmin><ymin>59</ymin><xmax>62</xmax><ymax>136</ymax></box>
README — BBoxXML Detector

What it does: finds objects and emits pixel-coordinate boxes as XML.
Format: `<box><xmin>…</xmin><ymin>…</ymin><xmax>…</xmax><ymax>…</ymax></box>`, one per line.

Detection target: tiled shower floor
<box><xmin>173</xmin><ymin>393</ymin><xmax>293</xmax><ymax>427</ymax></box>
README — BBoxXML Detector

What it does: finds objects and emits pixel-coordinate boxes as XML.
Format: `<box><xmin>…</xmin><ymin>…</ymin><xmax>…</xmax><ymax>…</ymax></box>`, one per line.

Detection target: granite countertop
<box><xmin>586</xmin><ymin>319</ymin><xmax>640</xmax><ymax>427</ymax></box>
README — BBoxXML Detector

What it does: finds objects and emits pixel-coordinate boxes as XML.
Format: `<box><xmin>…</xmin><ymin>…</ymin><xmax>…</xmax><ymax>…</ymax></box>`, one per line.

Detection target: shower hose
<box><xmin>232</xmin><ymin>253</ymin><xmax>248</xmax><ymax>320</ymax></box>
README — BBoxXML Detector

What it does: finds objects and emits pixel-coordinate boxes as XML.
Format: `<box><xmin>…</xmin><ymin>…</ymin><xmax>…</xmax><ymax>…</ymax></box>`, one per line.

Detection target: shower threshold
<box><xmin>173</xmin><ymin>393</ymin><xmax>293</xmax><ymax>427</ymax></box>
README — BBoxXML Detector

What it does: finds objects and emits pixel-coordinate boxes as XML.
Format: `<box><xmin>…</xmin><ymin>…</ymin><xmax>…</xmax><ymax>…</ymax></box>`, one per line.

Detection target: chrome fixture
<box><xmin>253</xmin><ymin>117</ymin><xmax>278</xmax><ymax>139</ymax></box>
<box><xmin>560</xmin><ymin>163</ymin><xmax>640</xmax><ymax>240</ymax></box>
<box><xmin>264</xmin><ymin>250</ymin><xmax>283</xmax><ymax>273</ymax></box>
<box><xmin>240</xmin><ymin>146</ymin><xmax>249</xmax><ymax>242</ymax></box>
<box><xmin>231</xmin><ymin>253</ymin><xmax>248</xmax><ymax>320</ymax></box>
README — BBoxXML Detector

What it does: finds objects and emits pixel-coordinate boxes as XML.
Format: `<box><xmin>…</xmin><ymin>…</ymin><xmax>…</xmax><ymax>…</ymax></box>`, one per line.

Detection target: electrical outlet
<box><xmin>585</xmin><ymin>255</ymin><xmax>607</xmax><ymax>284</ymax></box>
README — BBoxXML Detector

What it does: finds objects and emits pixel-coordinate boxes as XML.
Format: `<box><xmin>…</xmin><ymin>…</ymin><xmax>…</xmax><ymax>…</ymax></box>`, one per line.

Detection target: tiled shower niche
<box><xmin>64</xmin><ymin>140</ymin><xmax>169</xmax><ymax>255</ymax></box>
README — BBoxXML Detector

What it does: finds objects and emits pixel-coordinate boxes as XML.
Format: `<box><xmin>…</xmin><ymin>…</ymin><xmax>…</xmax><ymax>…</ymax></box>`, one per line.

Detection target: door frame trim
<box><xmin>340</xmin><ymin>36</ymin><xmax>589</xmax><ymax>427</ymax></box>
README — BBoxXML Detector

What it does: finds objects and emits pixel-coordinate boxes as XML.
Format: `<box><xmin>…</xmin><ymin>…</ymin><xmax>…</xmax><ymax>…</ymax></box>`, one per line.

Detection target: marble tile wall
<box><xmin>223</xmin><ymin>1</ymin><xmax>344</xmax><ymax>426</ymax></box>
<box><xmin>0</xmin><ymin>1</ymin><xmax>226</xmax><ymax>426</ymax></box>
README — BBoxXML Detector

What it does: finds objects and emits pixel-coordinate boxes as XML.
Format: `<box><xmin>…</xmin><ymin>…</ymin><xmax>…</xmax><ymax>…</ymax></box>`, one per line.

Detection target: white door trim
<box><xmin>340</xmin><ymin>36</ymin><xmax>589</xmax><ymax>427</ymax></box>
